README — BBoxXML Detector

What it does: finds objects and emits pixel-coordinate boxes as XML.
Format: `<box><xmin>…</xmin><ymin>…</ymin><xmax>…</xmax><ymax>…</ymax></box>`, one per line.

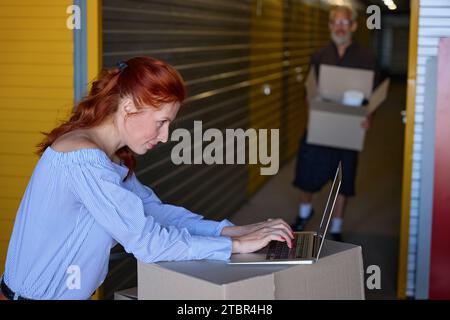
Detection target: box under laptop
<box><xmin>229</xmin><ymin>162</ymin><xmax>342</xmax><ymax>265</ymax></box>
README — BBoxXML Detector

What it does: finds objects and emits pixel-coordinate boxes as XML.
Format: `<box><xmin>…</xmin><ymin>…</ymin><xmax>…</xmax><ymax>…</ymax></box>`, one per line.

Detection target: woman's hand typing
<box><xmin>222</xmin><ymin>219</ymin><xmax>294</xmax><ymax>254</ymax></box>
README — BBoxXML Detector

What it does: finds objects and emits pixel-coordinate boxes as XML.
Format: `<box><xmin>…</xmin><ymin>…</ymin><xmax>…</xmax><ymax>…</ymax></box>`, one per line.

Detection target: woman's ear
<box><xmin>119</xmin><ymin>97</ymin><xmax>137</xmax><ymax>116</ymax></box>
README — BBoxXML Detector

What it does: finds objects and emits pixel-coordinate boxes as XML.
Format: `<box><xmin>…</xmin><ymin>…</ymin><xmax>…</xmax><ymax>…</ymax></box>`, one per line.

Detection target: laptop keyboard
<box><xmin>266</xmin><ymin>233</ymin><xmax>312</xmax><ymax>260</ymax></box>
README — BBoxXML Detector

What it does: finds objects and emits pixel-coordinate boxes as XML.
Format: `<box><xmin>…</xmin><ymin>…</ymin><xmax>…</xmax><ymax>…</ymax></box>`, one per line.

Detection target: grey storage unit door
<box><xmin>102</xmin><ymin>0</ymin><xmax>251</xmax><ymax>299</ymax></box>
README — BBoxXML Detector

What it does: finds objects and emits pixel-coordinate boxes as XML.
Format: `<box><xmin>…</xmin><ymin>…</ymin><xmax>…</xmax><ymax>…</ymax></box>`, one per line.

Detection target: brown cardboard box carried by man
<box><xmin>305</xmin><ymin>64</ymin><xmax>390</xmax><ymax>151</ymax></box>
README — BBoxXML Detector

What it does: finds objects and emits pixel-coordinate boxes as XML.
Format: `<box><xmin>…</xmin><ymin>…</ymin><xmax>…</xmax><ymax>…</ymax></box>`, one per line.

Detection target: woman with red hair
<box><xmin>0</xmin><ymin>57</ymin><xmax>293</xmax><ymax>300</ymax></box>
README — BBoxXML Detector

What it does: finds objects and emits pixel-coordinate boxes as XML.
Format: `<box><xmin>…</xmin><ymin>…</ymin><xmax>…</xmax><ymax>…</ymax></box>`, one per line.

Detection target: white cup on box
<box><xmin>342</xmin><ymin>90</ymin><xmax>364</xmax><ymax>107</ymax></box>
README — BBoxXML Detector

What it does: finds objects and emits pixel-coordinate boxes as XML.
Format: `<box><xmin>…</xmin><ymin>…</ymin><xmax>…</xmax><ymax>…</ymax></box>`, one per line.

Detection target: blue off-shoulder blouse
<box><xmin>2</xmin><ymin>147</ymin><xmax>234</xmax><ymax>300</ymax></box>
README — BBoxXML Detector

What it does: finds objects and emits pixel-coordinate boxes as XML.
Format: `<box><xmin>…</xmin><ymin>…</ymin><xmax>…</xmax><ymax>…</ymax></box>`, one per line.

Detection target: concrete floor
<box><xmin>229</xmin><ymin>81</ymin><xmax>406</xmax><ymax>300</ymax></box>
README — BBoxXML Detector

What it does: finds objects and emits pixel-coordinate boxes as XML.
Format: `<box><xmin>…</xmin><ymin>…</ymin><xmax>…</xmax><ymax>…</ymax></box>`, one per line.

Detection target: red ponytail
<box><xmin>37</xmin><ymin>56</ymin><xmax>186</xmax><ymax>180</ymax></box>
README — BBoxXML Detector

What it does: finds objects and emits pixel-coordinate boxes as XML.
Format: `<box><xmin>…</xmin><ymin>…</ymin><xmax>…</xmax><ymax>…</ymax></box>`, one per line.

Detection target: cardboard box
<box><xmin>114</xmin><ymin>287</ymin><xmax>138</xmax><ymax>300</ymax></box>
<box><xmin>137</xmin><ymin>240</ymin><xmax>365</xmax><ymax>300</ymax></box>
<box><xmin>305</xmin><ymin>64</ymin><xmax>390</xmax><ymax>151</ymax></box>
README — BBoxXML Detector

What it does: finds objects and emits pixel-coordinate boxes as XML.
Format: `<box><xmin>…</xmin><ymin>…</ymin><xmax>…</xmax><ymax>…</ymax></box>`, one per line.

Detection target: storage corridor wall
<box><xmin>0</xmin><ymin>1</ymin><xmax>74</xmax><ymax>275</ymax></box>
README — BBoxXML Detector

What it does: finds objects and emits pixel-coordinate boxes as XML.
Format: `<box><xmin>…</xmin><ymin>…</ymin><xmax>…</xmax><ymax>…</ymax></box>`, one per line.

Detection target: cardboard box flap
<box><xmin>305</xmin><ymin>68</ymin><xmax>317</xmax><ymax>103</ymax></box>
<box><xmin>319</xmin><ymin>64</ymin><xmax>374</xmax><ymax>100</ymax></box>
<box><xmin>366</xmin><ymin>78</ymin><xmax>390</xmax><ymax>114</ymax></box>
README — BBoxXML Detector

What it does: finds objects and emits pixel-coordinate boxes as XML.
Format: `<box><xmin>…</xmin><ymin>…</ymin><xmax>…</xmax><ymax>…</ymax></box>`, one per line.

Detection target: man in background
<box><xmin>292</xmin><ymin>5</ymin><xmax>378</xmax><ymax>241</ymax></box>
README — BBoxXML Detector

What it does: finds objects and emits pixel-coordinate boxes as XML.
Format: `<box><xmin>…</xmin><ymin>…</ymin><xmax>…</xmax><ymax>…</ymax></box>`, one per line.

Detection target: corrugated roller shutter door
<box><xmin>248</xmin><ymin>0</ymin><xmax>284</xmax><ymax>193</ymax></box>
<box><xmin>283</xmin><ymin>2</ymin><xmax>322</xmax><ymax>162</ymax></box>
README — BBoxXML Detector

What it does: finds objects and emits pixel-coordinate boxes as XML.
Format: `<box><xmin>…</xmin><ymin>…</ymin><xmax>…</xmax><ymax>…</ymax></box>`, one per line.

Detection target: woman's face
<box><xmin>118</xmin><ymin>98</ymin><xmax>180</xmax><ymax>155</ymax></box>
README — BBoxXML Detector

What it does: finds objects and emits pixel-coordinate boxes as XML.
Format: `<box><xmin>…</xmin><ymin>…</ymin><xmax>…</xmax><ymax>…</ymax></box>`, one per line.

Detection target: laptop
<box><xmin>228</xmin><ymin>162</ymin><xmax>342</xmax><ymax>265</ymax></box>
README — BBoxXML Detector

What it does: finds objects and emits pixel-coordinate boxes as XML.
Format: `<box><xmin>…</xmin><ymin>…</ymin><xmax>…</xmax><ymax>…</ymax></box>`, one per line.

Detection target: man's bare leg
<box><xmin>333</xmin><ymin>194</ymin><xmax>347</xmax><ymax>219</ymax></box>
<box><xmin>299</xmin><ymin>190</ymin><xmax>313</xmax><ymax>204</ymax></box>
<box><xmin>330</xmin><ymin>194</ymin><xmax>347</xmax><ymax>239</ymax></box>
<box><xmin>293</xmin><ymin>190</ymin><xmax>314</xmax><ymax>231</ymax></box>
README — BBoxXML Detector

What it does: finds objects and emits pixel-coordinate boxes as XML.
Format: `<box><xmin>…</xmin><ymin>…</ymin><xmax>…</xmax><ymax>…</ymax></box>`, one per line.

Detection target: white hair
<box><xmin>329</xmin><ymin>5</ymin><xmax>358</xmax><ymax>21</ymax></box>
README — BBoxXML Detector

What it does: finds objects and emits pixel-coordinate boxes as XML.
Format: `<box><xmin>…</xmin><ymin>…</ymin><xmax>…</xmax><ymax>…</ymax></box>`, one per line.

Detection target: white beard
<box><xmin>331</xmin><ymin>32</ymin><xmax>352</xmax><ymax>46</ymax></box>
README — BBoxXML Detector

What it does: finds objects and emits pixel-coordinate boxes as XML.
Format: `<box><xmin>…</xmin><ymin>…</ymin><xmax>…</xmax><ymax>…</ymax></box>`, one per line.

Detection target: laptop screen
<box><xmin>315</xmin><ymin>162</ymin><xmax>342</xmax><ymax>256</ymax></box>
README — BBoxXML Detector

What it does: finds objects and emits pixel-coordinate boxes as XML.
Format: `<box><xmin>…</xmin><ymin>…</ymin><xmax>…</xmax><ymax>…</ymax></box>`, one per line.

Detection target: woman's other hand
<box><xmin>221</xmin><ymin>218</ymin><xmax>293</xmax><ymax>238</ymax></box>
<box><xmin>227</xmin><ymin>219</ymin><xmax>295</xmax><ymax>254</ymax></box>
<box><xmin>231</xmin><ymin>227</ymin><xmax>294</xmax><ymax>253</ymax></box>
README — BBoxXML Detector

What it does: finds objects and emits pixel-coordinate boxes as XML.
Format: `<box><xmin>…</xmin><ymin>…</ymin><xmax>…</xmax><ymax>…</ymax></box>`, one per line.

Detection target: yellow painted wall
<box><xmin>0</xmin><ymin>0</ymin><xmax>74</xmax><ymax>275</ymax></box>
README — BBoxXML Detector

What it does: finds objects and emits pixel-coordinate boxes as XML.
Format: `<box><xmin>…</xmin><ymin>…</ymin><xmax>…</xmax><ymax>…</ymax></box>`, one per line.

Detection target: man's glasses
<box><xmin>329</xmin><ymin>19</ymin><xmax>353</xmax><ymax>27</ymax></box>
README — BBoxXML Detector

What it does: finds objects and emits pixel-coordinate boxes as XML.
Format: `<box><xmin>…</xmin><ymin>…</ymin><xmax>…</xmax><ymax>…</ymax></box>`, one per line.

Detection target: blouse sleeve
<box><xmin>69</xmin><ymin>163</ymin><xmax>232</xmax><ymax>263</ymax></box>
<box><xmin>128</xmin><ymin>173</ymin><xmax>235</xmax><ymax>237</ymax></box>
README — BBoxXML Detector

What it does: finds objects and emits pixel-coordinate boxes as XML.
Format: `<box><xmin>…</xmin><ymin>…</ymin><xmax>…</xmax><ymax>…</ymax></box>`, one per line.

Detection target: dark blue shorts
<box><xmin>292</xmin><ymin>132</ymin><xmax>358</xmax><ymax>197</ymax></box>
